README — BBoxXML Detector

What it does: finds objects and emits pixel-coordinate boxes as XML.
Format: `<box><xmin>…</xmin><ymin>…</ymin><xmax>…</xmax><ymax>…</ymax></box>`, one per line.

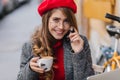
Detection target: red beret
<box><xmin>38</xmin><ymin>0</ymin><xmax>77</xmax><ymax>16</ymax></box>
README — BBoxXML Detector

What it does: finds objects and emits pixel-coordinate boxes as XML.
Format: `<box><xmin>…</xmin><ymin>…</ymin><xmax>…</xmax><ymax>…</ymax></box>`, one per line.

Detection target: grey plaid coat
<box><xmin>17</xmin><ymin>35</ymin><xmax>94</xmax><ymax>80</ymax></box>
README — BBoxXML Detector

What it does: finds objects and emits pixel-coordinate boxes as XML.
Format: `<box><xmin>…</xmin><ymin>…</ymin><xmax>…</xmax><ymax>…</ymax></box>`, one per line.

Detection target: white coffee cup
<box><xmin>37</xmin><ymin>56</ymin><xmax>53</xmax><ymax>72</ymax></box>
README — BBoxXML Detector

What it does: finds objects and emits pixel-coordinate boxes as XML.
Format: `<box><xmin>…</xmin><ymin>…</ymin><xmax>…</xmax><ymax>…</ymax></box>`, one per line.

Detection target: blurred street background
<box><xmin>0</xmin><ymin>0</ymin><xmax>120</xmax><ymax>80</ymax></box>
<box><xmin>0</xmin><ymin>0</ymin><xmax>41</xmax><ymax>80</ymax></box>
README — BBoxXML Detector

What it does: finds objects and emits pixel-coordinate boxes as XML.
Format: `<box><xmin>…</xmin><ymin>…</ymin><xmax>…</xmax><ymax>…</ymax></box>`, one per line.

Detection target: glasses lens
<box><xmin>50</xmin><ymin>20</ymin><xmax>70</xmax><ymax>27</ymax></box>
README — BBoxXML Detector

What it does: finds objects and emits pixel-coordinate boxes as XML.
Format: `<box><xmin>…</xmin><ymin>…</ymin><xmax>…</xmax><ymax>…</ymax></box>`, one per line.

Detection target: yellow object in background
<box><xmin>83</xmin><ymin>0</ymin><xmax>115</xmax><ymax>23</ymax></box>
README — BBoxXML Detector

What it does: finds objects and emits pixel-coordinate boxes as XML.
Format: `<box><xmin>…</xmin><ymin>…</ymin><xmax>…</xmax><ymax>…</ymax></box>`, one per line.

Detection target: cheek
<box><xmin>48</xmin><ymin>23</ymin><xmax>54</xmax><ymax>33</ymax></box>
<box><xmin>65</xmin><ymin>26</ymin><xmax>70</xmax><ymax>33</ymax></box>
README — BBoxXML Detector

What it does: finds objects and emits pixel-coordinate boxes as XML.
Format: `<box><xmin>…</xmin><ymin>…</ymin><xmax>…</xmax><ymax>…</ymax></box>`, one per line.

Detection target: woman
<box><xmin>17</xmin><ymin>0</ymin><xmax>94</xmax><ymax>80</ymax></box>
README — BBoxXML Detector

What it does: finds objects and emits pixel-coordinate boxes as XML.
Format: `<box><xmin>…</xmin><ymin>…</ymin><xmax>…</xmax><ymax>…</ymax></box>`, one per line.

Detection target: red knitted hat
<box><xmin>38</xmin><ymin>0</ymin><xmax>77</xmax><ymax>16</ymax></box>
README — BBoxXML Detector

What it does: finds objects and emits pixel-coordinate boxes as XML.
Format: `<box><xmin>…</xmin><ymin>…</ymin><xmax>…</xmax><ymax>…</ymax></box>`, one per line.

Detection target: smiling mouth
<box><xmin>55</xmin><ymin>30</ymin><xmax>64</xmax><ymax>34</ymax></box>
<box><xmin>56</xmin><ymin>31</ymin><xmax>63</xmax><ymax>34</ymax></box>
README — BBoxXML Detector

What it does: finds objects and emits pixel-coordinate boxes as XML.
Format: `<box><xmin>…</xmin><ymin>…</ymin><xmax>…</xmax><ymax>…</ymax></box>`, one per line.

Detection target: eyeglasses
<box><xmin>50</xmin><ymin>20</ymin><xmax>70</xmax><ymax>27</ymax></box>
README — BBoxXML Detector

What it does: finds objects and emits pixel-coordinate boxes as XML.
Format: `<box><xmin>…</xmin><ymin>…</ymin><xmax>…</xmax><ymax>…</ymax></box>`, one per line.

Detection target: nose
<box><xmin>58</xmin><ymin>22</ymin><xmax>64</xmax><ymax>29</ymax></box>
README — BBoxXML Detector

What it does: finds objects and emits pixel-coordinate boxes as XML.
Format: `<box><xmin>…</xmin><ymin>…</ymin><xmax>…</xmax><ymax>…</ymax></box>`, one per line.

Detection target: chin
<box><xmin>52</xmin><ymin>32</ymin><xmax>66</xmax><ymax>40</ymax></box>
<box><xmin>54</xmin><ymin>36</ymin><xmax>63</xmax><ymax>40</ymax></box>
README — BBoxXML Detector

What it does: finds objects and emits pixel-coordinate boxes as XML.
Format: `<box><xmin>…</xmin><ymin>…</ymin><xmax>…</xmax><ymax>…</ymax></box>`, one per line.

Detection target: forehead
<box><xmin>50</xmin><ymin>9</ymin><xmax>67</xmax><ymax>19</ymax></box>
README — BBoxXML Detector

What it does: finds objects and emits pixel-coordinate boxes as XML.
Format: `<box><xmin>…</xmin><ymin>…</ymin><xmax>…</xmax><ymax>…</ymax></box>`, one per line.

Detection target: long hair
<box><xmin>31</xmin><ymin>7</ymin><xmax>78</xmax><ymax>57</ymax></box>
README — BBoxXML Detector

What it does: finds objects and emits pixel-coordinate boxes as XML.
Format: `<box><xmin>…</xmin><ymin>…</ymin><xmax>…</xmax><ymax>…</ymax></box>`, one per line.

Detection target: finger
<box><xmin>69</xmin><ymin>32</ymin><xmax>79</xmax><ymax>40</ymax></box>
<box><xmin>71</xmin><ymin>37</ymin><xmax>79</xmax><ymax>43</ymax></box>
<box><xmin>30</xmin><ymin>62</ymin><xmax>39</xmax><ymax>67</ymax></box>
<box><xmin>70</xmin><ymin>27</ymin><xmax>77</xmax><ymax>32</ymax></box>
<box><xmin>32</xmin><ymin>66</ymin><xmax>45</xmax><ymax>73</ymax></box>
<box><xmin>31</xmin><ymin>57</ymin><xmax>40</xmax><ymax>62</ymax></box>
<box><xmin>70</xmin><ymin>34</ymin><xmax>79</xmax><ymax>42</ymax></box>
<box><xmin>69</xmin><ymin>32</ymin><xmax>77</xmax><ymax>37</ymax></box>
<box><xmin>71</xmin><ymin>36</ymin><xmax>84</xmax><ymax>46</ymax></box>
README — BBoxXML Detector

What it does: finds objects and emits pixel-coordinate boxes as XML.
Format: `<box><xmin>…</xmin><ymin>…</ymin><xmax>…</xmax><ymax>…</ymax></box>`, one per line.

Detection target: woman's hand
<box><xmin>29</xmin><ymin>57</ymin><xmax>44</xmax><ymax>73</ymax></box>
<box><xmin>68</xmin><ymin>28</ymin><xmax>84</xmax><ymax>53</ymax></box>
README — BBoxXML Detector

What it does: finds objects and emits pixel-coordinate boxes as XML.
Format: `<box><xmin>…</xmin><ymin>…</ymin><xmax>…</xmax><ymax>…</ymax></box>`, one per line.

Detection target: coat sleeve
<box><xmin>72</xmin><ymin>36</ymin><xmax>95</xmax><ymax>80</ymax></box>
<box><xmin>17</xmin><ymin>42</ymin><xmax>39</xmax><ymax>80</ymax></box>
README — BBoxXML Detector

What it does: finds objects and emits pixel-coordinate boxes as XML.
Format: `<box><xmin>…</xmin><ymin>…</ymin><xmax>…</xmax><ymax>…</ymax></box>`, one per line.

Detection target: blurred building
<box><xmin>74</xmin><ymin>0</ymin><xmax>120</xmax><ymax>64</ymax></box>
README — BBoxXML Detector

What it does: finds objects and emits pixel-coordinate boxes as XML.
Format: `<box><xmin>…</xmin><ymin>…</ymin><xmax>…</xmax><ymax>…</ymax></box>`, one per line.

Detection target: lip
<box><xmin>55</xmin><ymin>30</ymin><xmax>63</xmax><ymax>34</ymax></box>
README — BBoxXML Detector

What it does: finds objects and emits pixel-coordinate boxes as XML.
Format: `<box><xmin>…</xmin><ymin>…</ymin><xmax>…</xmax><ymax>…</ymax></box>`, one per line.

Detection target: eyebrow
<box><xmin>53</xmin><ymin>17</ymin><xmax>61</xmax><ymax>20</ymax></box>
<box><xmin>52</xmin><ymin>17</ymin><xmax>67</xmax><ymax>20</ymax></box>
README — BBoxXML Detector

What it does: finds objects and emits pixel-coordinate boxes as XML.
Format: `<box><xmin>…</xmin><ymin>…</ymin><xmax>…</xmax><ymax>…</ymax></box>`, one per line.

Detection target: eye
<box><xmin>64</xmin><ymin>19</ymin><xmax>69</xmax><ymax>22</ymax></box>
<box><xmin>63</xmin><ymin>19</ymin><xmax>70</xmax><ymax>25</ymax></box>
<box><xmin>53</xmin><ymin>18</ymin><xmax>60</xmax><ymax>23</ymax></box>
